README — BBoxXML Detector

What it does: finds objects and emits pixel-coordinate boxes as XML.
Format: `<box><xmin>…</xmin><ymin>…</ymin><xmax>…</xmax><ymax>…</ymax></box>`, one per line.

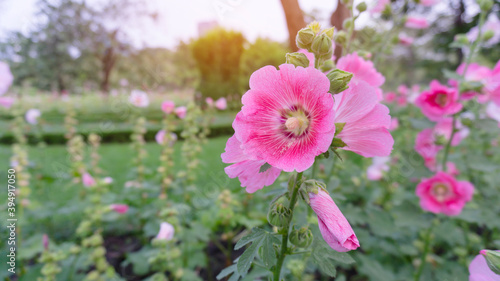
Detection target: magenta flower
<box><xmin>415</xmin><ymin>128</ymin><xmax>442</xmax><ymax>161</ymax></box>
<box><xmin>0</xmin><ymin>61</ymin><xmax>14</xmax><ymax>95</ymax></box>
<box><xmin>416</xmin><ymin>172</ymin><xmax>474</xmax><ymax>216</ymax></box>
<box><xmin>82</xmin><ymin>172</ymin><xmax>96</xmax><ymax>187</ymax></box>
<box><xmin>0</xmin><ymin>97</ymin><xmax>15</xmax><ymax>109</ymax></box>
<box><xmin>469</xmin><ymin>250</ymin><xmax>500</xmax><ymax>281</ymax></box>
<box><xmin>415</xmin><ymin>80</ymin><xmax>462</xmax><ymax>121</ymax></box>
<box><xmin>336</xmin><ymin>52</ymin><xmax>385</xmax><ymax>100</ymax></box>
<box><xmin>309</xmin><ymin>189</ymin><xmax>360</xmax><ymax>252</ymax></box>
<box><xmin>333</xmin><ymin>81</ymin><xmax>393</xmax><ymax>157</ymax></box>
<box><xmin>161</xmin><ymin>101</ymin><xmax>175</xmax><ymax>114</ymax></box>
<box><xmin>215</xmin><ymin>97</ymin><xmax>227</xmax><ymax>110</ymax></box>
<box><xmin>434</xmin><ymin>118</ymin><xmax>469</xmax><ymax>146</ymax></box>
<box><xmin>384</xmin><ymin>92</ymin><xmax>397</xmax><ymax>103</ymax></box>
<box><xmin>399</xmin><ymin>34</ymin><xmax>414</xmax><ymax>46</ymax></box>
<box><xmin>129</xmin><ymin>90</ymin><xmax>149</xmax><ymax>107</ymax></box>
<box><xmin>174</xmin><ymin>106</ymin><xmax>187</xmax><ymax>119</ymax></box>
<box><xmin>367</xmin><ymin>156</ymin><xmax>390</xmax><ymax>181</ymax></box>
<box><xmin>370</xmin><ymin>0</ymin><xmax>390</xmax><ymax>14</ymax></box>
<box><xmin>110</xmin><ymin>204</ymin><xmax>129</xmax><ymax>214</ymax></box>
<box><xmin>222</xmin><ymin>135</ymin><xmax>281</xmax><ymax>193</ymax></box>
<box><xmin>231</xmin><ymin>64</ymin><xmax>335</xmax><ymax>172</ymax></box>
<box><xmin>156</xmin><ymin>222</ymin><xmax>174</xmax><ymax>241</ymax></box>
<box><xmin>405</xmin><ymin>16</ymin><xmax>429</xmax><ymax>29</ymax></box>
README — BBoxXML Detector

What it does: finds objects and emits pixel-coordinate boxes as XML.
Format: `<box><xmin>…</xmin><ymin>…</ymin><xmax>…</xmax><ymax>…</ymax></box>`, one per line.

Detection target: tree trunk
<box><xmin>330</xmin><ymin>1</ymin><xmax>350</xmax><ymax>60</ymax></box>
<box><xmin>280</xmin><ymin>0</ymin><xmax>306</xmax><ymax>51</ymax></box>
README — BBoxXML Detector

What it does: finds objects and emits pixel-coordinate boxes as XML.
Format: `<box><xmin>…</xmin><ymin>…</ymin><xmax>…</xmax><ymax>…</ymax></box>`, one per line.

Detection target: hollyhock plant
<box><xmin>415</xmin><ymin>80</ymin><xmax>462</xmax><ymax>121</ymax></box>
<box><xmin>161</xmin><ymin>100</ymin><xmax>175</xmax><ymax>114</ymax></box>
<box><xmin>336</xmin><ymin>52</ymin><xmax>385</xmax><ymax>100</ymax></box>
<box><xmin>366</xmin><ymin>156</ymin><xmax>390</xmax><ymax>181</ymax></box>
<box><xmin>82</xmin><ymin>173</ymin><xmax>96</xmax><ymax>187</ymax></box>
<box><xmin>174</xmin><ymin>106</ymin><xmax>187</xmax><ymax>119</ymax></box>
<box><xmin>228</xmin><ymin>64</ymin><xmax>335</xmax><ymax>173</ymax></box>
<box><xmin>155</xmin><ymin>130</ymin><xmax>178</xmax><ymax>145</ymax></box>
<box><xmin>25</xmin><ymin>109</ymin><xmax>41</xmax><ymax>125</ymax></box>
<box><xmin>333</xmin><ymin>81</ymin><xmax>394</xmax><ymax>157</ymax></box>
<box><xmin>405</xmin><ymin>16</ymin><xmax>429</xmax><ymax>29</ymax></box>
<box><xmin>469</xmin><ymin>251</ymin><xmax>500</xmax><ymax>281</ymax></box>
<box><xmin>416</xmin><ymin>172</ymin><xmax>474</xmax><ymax>216</ymax></box>
<box><xmin>222</xmin><ymin>135</ymin><xmax>281</xmax><ymax>193</ymax></box>
<box><xmin>0</xmin><ymin>61</ymin><xmax>14</xmax><ymax>95</ymax></box>
<box><xmin>0</xmin><ymin>97</ymin><xmax>15</xmax><ymax>108</ymax></box>
<box><xmin>308</xmin><ymin>188</ymin><xmax>360</xmax><ymax>252</ymax></box>
<box><xmin>156</xmin><ymin>222</ymin><xmax>175</xmax><ymax>241</ymax></box>
<box><xmin>129</xmin><ymin>90</ymin><xmax>149</xmax><ymax>107</ymax></box>
<box><xmin>215</xmin><ymin>97</ymin><xmax>227</xmax><ymax>110</ymax></box>
<box><xmin>110</xmin><ymin>204</ymin><xmax>129</xmax><ymax>214</ymax></box>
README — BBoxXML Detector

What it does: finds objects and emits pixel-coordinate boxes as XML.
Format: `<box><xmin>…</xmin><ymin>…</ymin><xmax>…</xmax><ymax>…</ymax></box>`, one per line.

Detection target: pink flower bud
<box><xmin>82</xmin><ymin>172</ymin><xmax>96</xmax><ymax>187</ymax></box>
<box><xmin>174</xmin><ymin>106</ymin><xmax>187</xmax><ymax>119</ymax></box>
<box><xmin>308</xmin><ymin>189</ymin><xmax>360</xmax><ymax>252</ymax></box>
<box><xmin>156</xmin><ymin>222</ymin><xmax>174</xmax><ymax>241</ymax></box>
<box><xmin>161</xmin><ymin>101</ymin><xmax>175</xmax><ymax>114</ymax></box>
<box><xmin>110</xmin><ymin>204</ymin><xmax>129</xmax><ymax>214</ymax></box>
<box><xmin>206</xmin><ymin>97</ymin><xmax>214</xmax><ymax>107</ymax></box>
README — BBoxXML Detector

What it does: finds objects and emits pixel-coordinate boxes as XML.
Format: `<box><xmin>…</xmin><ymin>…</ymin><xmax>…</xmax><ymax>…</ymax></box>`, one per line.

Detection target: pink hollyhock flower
<box><xmin>337</xmin><ymin>52</ymin><xmax>385</xmax><ymax>100</ymax></box>
<box><xmin>469</xmin><ymin>250</ymin><xmax>500</xmax><ymax>281</ymax></box>
<box><xmin>420</xmin><ymin>0</ymin><xmax>437</xmax><ymax>6</ymax></box>
<box><xmin>25</xmin><ymin>109</ymin><xmax>41</xmax><ymax>125</ymax></box>
<box><xmin>405</xmin><ymin>17</ymin><xmax>429</xmax><ymax>29</ymax></box>
<box><xmin>221</xmin><ymin>135</ymin><xmax>281</xmax><ymax>193</ymax></box>
<box><xmin>467</xmin><ymin>14</ymin><xmax>500</xmax><ymax>47</ymax></box>
<box><xmin>129</xmin><ymin>90</ymin><xmax>149</xmax><ymax>107</ymax></box>
<box><xmin>110</xmin><ymin>204</ymin><xmax>129</xmax><ymax>214</ymax></box>
<box><xmin>389</xmin><ymin>118</ymin><xmax>399</xmax><ymax>131</ymax></box>
<box><xmin>416</xmin><ymin>172</ymin><xmax>474</xmax><ymax>216</ymax></box>
<box><xmin>155</xmin><ymin>130</ymin><xmax>177</xmax><ymax>145</ymax></box>
<box><xmin>415</xmin><ymin>80</ymin><xmax>462</xmax><ymax>121</ymax></box>
<box><xmin>384</xmin><ymin>92</ymin><xmax>397</xmax><ymax>103</ymax></box>
<box><xmin>174</xmin><ymin>106</ymin><xmax>187</xmax><ymax>119</ymax></box>
<box><xmin>103</xmin><ymin>177</ymin><xmax>113</xmax><ymax>184</ymax></box>
<box><xmin>397</xmin><ymin>85</ymin><xmax>409</xmax><ymax>96</ymax></box>
<box><xmin>434</xmin><ymin>118</ymin><xmax>469</xmax><ymax>146</ymax></box>
<box><xmin>485</xmin><ymin>61</ymin><xmax>500</xmax><ymax>106</ymax></box>
<box><xmin>231</xmin><ymin>64</ymin><xmax>335</xmax><ymax>172</ymax></box>
<box><xmin>161</xmin><ymin>100</ymin><xmax>175</xmax><ymax>114</ymax></box>
<box><xmin>215</xmin><ymin>97</ymin><xmax>227</xmax><ymax>110</ymax></box>
<box><xmin>399</xmin><ymin>34</ymin><xmax>414</xmax><ymax>46</ymax></box>
<box><xmin>397</xmin><ymin>96</ymin><xmax>408</xmax><ymax>107</ymax></box>
<box><xmin>206</xmin><ymin>97</ymin><xmax>214</xmax><ymax>107</ymax></box>
<box><xmin>445</xmin><ymin>162</ymin><xmax>460</xmax><ymax>176</ymax></box>
<box><xmin>156</xmin><ymin>222</ymin><xmax>175</xmax><ymax>241</ymax></box>
<box><xmin>449</xmin><ymin>63</ymin><xmax>492</xmax><ymax>101</ymax></box>
<box><xmin>486</xmin><ymin>102</ymin><xmax>500</xmax><ymax>127</ymax></box>
<box><xmin>0</xmin><ymin>97</ymin><xmax>15</xmax><ymax>108</ymax></box>
<box><xmin>367</xmin><ymin>156</ymin><xmax>390</xmax><ymax>181</ymax></box>
<box><xmin>0</xmin><ymin>61</ymin><xmax>14</xmax><ymax>95</ymax></box>
<box><xmin>82</xmin><ymin>172</ymin><xmax>96</xmax><ymax>187</ymax></box>
<box><xmin>424</xmin><ymin>156</ymin><xmax>437</xmax><ymax>171</ymax></box>
<box><xmin>370</xmin><ymin>0</ymin><xmax>390</xmax><ymax>14</ymax></box>
<box><xmin>415</xmin><ymin>128</ymin><xmax>442</xmax><ymax>160</ymax></box>
<box><xmin>309</xmin><ymin>189</ymin><xmax>360</xmax><ymax>252</ymax></box>
<box><xmin>333</xmin><ymin>81</ymin><xmax>394</xmax><ymax>157</ymax></box>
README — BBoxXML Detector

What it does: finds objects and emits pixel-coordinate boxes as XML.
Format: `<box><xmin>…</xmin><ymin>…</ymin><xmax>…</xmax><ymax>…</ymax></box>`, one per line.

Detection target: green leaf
<box><xmin>311</xmin><ymin>235</ymin><xmax>355</xmax><ymax>277</ymax></box>
<box><xmin>260</xmin><ymin>235</ymin><xmax>279</xmax><ymax>268</ymax></box>
<box><xmin>234</xmin><ymin>228</ymin><xmax>266</xmax><ymax>250</ymax></box>
<box><xmin>259</xmin><ymin>163</ymin><xmax>272</xmax><ymax>173</ymax></box>
<box><xmin>217</xmin><ymin>264</ymin><xmax>240</xmax><ymax>280</ymax></box>
<box><xmin>237</xmin><ymin>234</ymin><xmax>265</xmax><ymax>276</ymax></box>
<box><xmin>335</xmin><ymin>122</ymin><xmax>346</xmax><ymax>136</ymax></box>
<box><xmin>234</xmin><ymin>228</ymin><xmax>279</xmax><ymax>276</ymax></box>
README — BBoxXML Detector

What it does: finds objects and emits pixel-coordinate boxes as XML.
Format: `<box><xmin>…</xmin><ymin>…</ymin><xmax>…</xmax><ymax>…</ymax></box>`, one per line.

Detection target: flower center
<box><xmin>435</xmin><ymin>93</ymin><xmax>448</xmax><ymax>106</ymax></box>
<box><xmin>431</xmin><ymin>183</ymin><xmax>450</xmax><ymax>202</ymax></box>
<box><xmin>285</xmin><ymin>114</ymin><xmax>309</xmax><ymax>136</ymax></box>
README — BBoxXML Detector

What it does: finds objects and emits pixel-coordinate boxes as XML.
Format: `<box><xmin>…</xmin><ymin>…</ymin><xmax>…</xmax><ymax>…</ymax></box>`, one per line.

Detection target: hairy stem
<box><xmin>414</xmin><ymin>224</ymin><xmax>434</xmax><ymax>281</ymax></box>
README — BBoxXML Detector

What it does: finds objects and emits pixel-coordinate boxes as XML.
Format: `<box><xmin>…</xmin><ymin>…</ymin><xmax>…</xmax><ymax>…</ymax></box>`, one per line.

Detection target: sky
<box><xmin>0</xmin><ymin>0</ymin><xmax>341</xmax><ymax>49</ymax></box>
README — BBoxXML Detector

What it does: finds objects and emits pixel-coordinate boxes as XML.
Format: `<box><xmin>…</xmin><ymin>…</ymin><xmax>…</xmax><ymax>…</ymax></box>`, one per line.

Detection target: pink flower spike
<box><xmin>333</xmin><ymin>81</ymin><xmax>394</xmax><ymax>157</ymax></box>
<box><xmin>110</xmin><ymin>204</ymin><xmax>129</xmax><ymax>214</ymax></box>
<box><xmin>82</xmin><ymin>172</ymin><xmax>96</xmax><ymax>187</ymax></box>
<box><xmin>416</xmin><ymin>172</ymin><xmax>474</xmax><ymax>216</ymax></box>
<box><xmin>215</xmin><ymin>97</ymin><xmax>227</xmax><ymax>110</ymax></box>
<box><xmin>405</xmin><ymin>17</ymin><xmax>429</xmax><ymax>29</ymax></box>
<box><xmin>469</xmin><ymin>251</ymin><xmax>500</xmax><ymax>281</ymax></box>
<box><xmin>0</xmin><ymin>61</ymin><xmax>14</xmax><ymax>95</ymax></box>
<box><xmin>0</xmin><ymin>97</ymin><xmax>15</xmax><ymax>108</ymax></box>
<box><xmin>309</xmin><ymin>189</ymin><xmax>360</xmax><ymax>252</ymax></box>
<box><xmin>156</xmin><ymin>222</ymin><xmax>175</xmax><ymax>241</ymax></box>
<box><xmin>232</xmin><ymin>64</ymin><xmax>335</xmax><ymax>172</ymax></box>
<box><xmin>221</xmin><ymin>135</ymin><xmax>281</xmax><ymax>193</ymax></box>
<box><xmin>415</xmin><ymin>80</ymin><xmax>462</xmax><ymax>121</ymax></box>
<box><xmin>174</xmin><ymin>106</ymin><xmax>187</xmax><ymax>119</ymax></box>
<box><xmin>161</xmin><ymin>101</ymin><xmax>175</xmax><ymax>114</ymax></box>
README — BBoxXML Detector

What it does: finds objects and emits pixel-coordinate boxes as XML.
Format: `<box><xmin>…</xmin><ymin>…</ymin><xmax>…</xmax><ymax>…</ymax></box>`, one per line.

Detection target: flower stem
<box><xmin>441</xmin><ymin>115</ymin><xmax>457</xmax><ymax>171</ymax></box>
<box><xmin>273</xmin><ymin>172</ymin><xmax>303</xmax><ymax>281</ymax></box>
<box><xmin>414</xmin><ymin>224</ymin><xmax>433</xmax><ymax>281</ymax></box>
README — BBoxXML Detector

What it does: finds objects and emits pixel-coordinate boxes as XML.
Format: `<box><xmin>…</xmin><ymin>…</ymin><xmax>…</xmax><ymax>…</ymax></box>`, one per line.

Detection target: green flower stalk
<box><xmin>131</xmin><ymin>116</ymin><xmax>148</xmax><ymax>187</ymax></box>
<box><xmin>88</xmin><ymin>133</ymin><xmax>102</xmax><ymax>175</ymax></box>
<box><xmin>178</xmin><ymin>102</ymin><xmax>202</xmax><ymax>185</ymax></box>
<box><xmin>158</xmin><ymin>113</ymin><xmax>176</xmax><ymax>198</ymax></box>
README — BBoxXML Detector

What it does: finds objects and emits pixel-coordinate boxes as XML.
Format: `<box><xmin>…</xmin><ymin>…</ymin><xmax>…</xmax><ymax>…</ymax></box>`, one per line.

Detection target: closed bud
<box><xmin>477</xmin><ymin>0</ymin><xmax>493</xmax><ymax>12</ymax></box>
<box><xmin>326</xmin><ymin>69</ymin><xmax>354</xmax><ymax>94</ymax></box>
<box><xmin>307</xmin><ymin>22</ymin><xmax>321</xmax><ymax>34</ymax></box>
<box><xmin>356</xmin><ymin>2</ymin><xmax>367</xmax><ymax>12</ymax></box>
<box><xmin>322</xmin><ymin>27</ymin><xmax>335</xmax><ymax>40</ymax></box>
<box><xmin>311</xmin><ymin>34</ymin><xmax>333</xmax><ymax>56</ymax></box>
<box><xmin>342</xmin><ymin>18</ymin><xmax>353</xmax><ymax>30</ymax></box>
<box><xmin>480</xmin><ymin>250</ymin><xmax>500</xmax><ymax>275</ymax></box>
<box><xmin>296</xmin><ymin>28</ymin><xmax>316</xmax><ymax>49</ymax></box>
<box><xmin>286</xmin><ymin>52</ymin><xmax>310</xmax><ymax>68</ymax></box>
<box><xmin>267</xmin><ymin>202</ymin><xmax>292</xmax><ymax>227</ymax></box>
<box><xmin>300</xmin><ymin>179</ymin><xmax>327</xmax><ymax>195</ymax></box>
<box><xmin>334</xmin><ymin>30</ymin><xmax>347</xmax><ymax>46</ymax></box>
<box><xmin>320</xmin><ymin>59</ymin><xmax>335</xmax><ymax>72</ymax></box>
<box><xmin>482</xmin><ymin>30</ymin><xmax>494</xmax><ymax>42</ymax></box>
<box><xmin>289</xmin><ymin>226</ymin><xmax>313</xmax><ymax>248</ymax></box>
<box><xmin>454</xmin><ymin>34</ymin><xmax>469</xmax><ymax>45</ymax></box>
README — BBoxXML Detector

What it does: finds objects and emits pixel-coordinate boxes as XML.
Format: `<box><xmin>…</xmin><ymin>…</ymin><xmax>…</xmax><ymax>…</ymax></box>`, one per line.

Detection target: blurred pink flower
<box><xmin>222</xmin><ymin>136</ymin><xmax>281</xmax><ymax>193</ymax></box>
<box><xmin>156</xmin><ymin>222</ymin><xmax>174</xmax><ymax>241</ymax></box>
<box><xmin>161</xmin><ymin>101</ymin><xmax>175</xmax><ymax>114</ymax></box>
<box><xmin>389</xmin><ymin>118</ymin><xmax>399</xmax><ymax>131</ymax></box>
<box><xmin>434</xmin><ymin>118</ymin><xmax>469</xmax><ymax>146</ymax></box>
<box><xmin>0</xmin><ymin>97</ymin><xmax>15</xmax><ymax>108</ymax></box>
<box><xmin>337</xmin><ymin>52</ymin><xmax>385</xmax><ymax>100</ymax></box>
<box><xmin>415</xmin><ymin>80</ymin><xmax>462</xmax><ymax>121</ymax></box>
<box><xmin>405</xmin><ymin>17</ymin><xmax>429</xmax><ymax>29</ymax></box>
<box><xmin>25</xmin><ymin>109</ymin><xmax>41</xmax><ymax>125</ymax></box>
<box><xmin>230</xmin><ymin>64</ymin><xmax>335</xmax><ymax>172</ymax></box>
<box><xmin>367</xmin><ymin>156</ymin><xmax>390</xmax><ymax>181</ymax></box>
<box><xmin>129</xmin><ymin>90</ymin><xmax>149</xmax><ymax>107</ymax></box>
<box><xmin>82</xmin><ymin>172</ymin><xmax>96</xmax><ymax>187</ymax></box>
<box><xmin>397</xmin><ymin>96</ymin><xmax>408</xmax><ymax>107</ymax></box>
<box><xmin>174</xmin><ymin>106</ymin><xmax>187</xmax><ymax>119</ymax></box>
<box><xmin>397</xmin><ymin>85</ymin><xmax>409</xmax><ymax>96</ymax></box>
<box><xmin>309</xmin><ymin>189</ymin><xmax>360</xmax><ymax>252</ymax></box>
<box><xmin>424</xmin><ymin>156</ymin><xmax>437</xmax><ymax>171</ymax></box>
<box><xmin>420</xmin><ymin>0</ymin><xmax>437</xmax><ymax>6</ymax></box>
<box><xmin>416</xmin><ymin>172</ymin><xmax>474</xmax><ymax>216</ymax></box>
<box><xmin>485</xmin><ymin>61</ymin><xmax>500</xmax><ymax>106</ymax></box>
<box><xmin>205</xmin><ymin>97</ymin><xmax>214</xmax><ymax>107</ymax></box>
<box><xmin>333</xmin><ymin>81</ymin><xmax>394</xmax><ymax>157</ymax></box>
<box><xmin>449</xmin><ymin>63</ymin><xmax>492</xmax><ymax>101</ymax></box>
<box><xmin>155</xmin><ymin>130</ymin><xmax>177</xmax><ymax>145</ymax></box>
<box><xmin>469</xmin><ymin>250</ymin><xmax>500</xmax><ymax>281</ymax></box>
<box><xmin>445</xmin><ymin>162</ymin><xmax>460</xmax><ymax>176</ymax></box>
<box><xmin>467</xmin><ymin>14</ymin><xmax>500</xmax><ymax>47</ymax></box>
<box><xmin>370</xmin><ymin>0</ymin><xmax>390</xmax><ymax>14</ymax></box>
<box><xmin>399</xmin><ymin>34</ymin><xmax>414</xmax><ymax>46</ymax></box>
<box><xmin>415</xmin><ymin>128</ymin><xmax>442</xmax><ymax>160</ymax></box>
<box><xmin>0</xmin><ymin>61</ymin><xmax>14</xmax><ymax>95</ymax></box>
<box><xmin>486</xmin><ymin>102</ymin><xmax>500</xmax><ymax>127</ymax></box>
<box><xmin>215</xmin><ymin>97</ymin><xmax>227</xmax><ymax>110</ymax></box>
<box><xmin>110</xmin><ymin>204</ymin><xmax>129</xmax><ymax>214</ymax></box>
<box><xmin>103</xmin><ymin>177</ymin><xmax>113</xmax><ymax>184</ymax></box>
<box><xmin>384</xmin><ymin>92</ymin><xmax>397</xmax><ymax>103</ymax></box>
